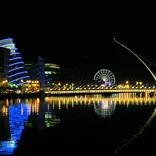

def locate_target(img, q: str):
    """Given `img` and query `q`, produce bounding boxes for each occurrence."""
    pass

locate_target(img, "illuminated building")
[25,56,60,89]
[44,63,60,88]
[8,51,30,87]
[23,80,40,92]
[0,38,30,87]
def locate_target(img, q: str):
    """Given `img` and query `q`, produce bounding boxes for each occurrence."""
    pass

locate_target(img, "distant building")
[25,56,60,89]
[44,62,60,86]
[25,61,37,80]
[37,56,45,89]
[0,38,30,87]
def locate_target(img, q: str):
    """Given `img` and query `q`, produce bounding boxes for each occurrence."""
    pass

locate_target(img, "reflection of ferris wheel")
[94,100,116,118]
[93,69,116,86]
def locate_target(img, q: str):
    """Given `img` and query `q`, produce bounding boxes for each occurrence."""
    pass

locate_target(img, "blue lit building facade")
[0,38,30,87]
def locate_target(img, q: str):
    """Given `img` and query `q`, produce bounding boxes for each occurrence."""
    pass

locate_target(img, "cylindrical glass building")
[0,38,30,87]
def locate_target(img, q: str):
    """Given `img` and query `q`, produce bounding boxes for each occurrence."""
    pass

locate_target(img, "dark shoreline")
[0,92,112,99]
[0,92,44,99]
[0,91,155,99]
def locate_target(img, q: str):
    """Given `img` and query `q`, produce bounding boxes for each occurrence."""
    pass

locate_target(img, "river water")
[0,93,156,155]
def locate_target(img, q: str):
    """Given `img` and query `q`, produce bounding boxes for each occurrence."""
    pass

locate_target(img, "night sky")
[0,2,156,79]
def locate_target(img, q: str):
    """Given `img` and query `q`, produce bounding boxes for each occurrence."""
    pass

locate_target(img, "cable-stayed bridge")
[45,38,155,96]
[44,73,155,96]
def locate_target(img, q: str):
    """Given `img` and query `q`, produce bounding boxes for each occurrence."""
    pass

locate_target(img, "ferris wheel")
[93,69,116,86]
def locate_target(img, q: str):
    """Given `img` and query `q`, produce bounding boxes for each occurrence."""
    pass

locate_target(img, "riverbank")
[0,91,45,99]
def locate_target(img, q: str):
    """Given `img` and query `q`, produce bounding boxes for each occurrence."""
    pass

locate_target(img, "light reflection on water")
[115,108,156,154]
[0,93,155,154]
[0,103,30,155]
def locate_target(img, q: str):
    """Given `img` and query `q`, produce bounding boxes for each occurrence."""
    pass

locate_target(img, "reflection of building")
[0,104,30,155]
[94,100,116,118]
[0,105,9,142]
[25,102,60,129]
[25,56,60,89]
[45,112,60,127]
[0,38,30,87]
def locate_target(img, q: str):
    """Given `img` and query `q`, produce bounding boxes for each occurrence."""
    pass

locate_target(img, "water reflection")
[0,103,30,154]
[94,99,116,118]
[0,93,155,154]
[25,102,60,130]
[115,108,156,154]
[45,112,60,128]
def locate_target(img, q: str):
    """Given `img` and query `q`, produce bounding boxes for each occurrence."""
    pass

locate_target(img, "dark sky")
[0,2,156,78]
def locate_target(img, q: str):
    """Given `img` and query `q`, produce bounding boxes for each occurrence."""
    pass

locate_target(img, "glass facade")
[0,38,30,87]
[44,63,60,88]
[25,59,60,89]
[8,51,29,86]
[37,57,60,89]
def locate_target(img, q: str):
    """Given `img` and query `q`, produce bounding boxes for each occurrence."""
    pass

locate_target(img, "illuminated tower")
[0,38,30,87]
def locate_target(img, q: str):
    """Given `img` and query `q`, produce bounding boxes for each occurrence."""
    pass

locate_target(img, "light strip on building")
[8,76,30,84]
[8,71,28,78]
[0,43,15,49]
[10,48,17,50]
[9,62,24,67]
[8,67,24,72]
[10,52,20,55]
[0,38,13,42]
[9,57,22,61]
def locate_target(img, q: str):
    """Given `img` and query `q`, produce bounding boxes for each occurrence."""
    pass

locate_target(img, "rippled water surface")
[0,93,156,155]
